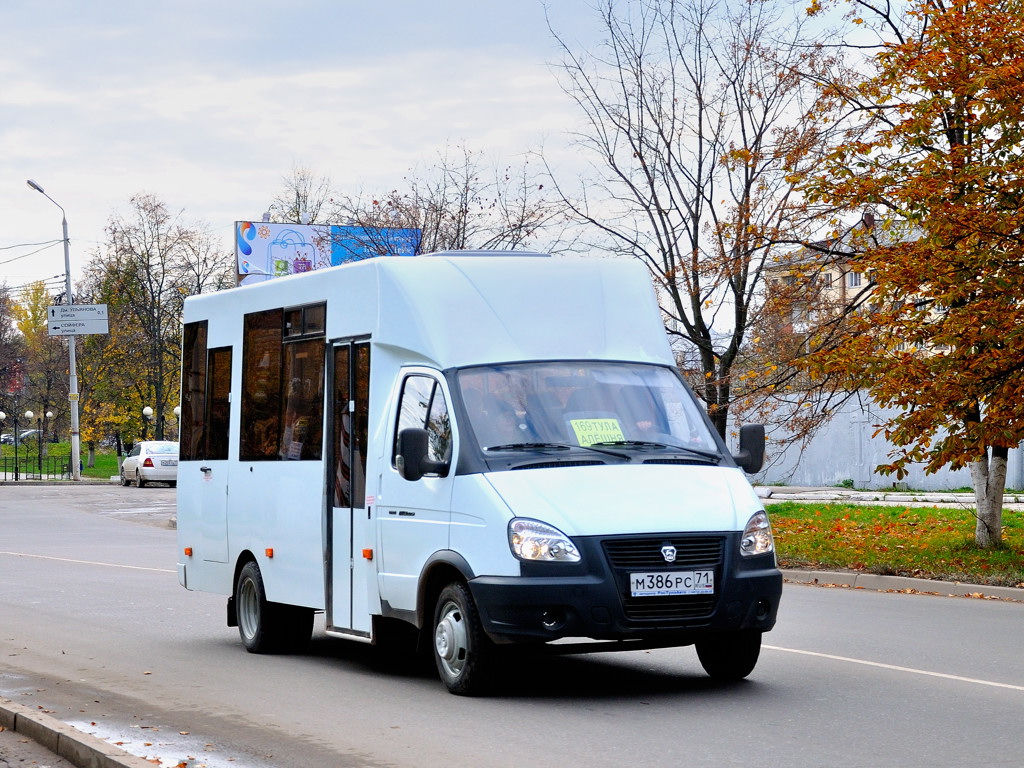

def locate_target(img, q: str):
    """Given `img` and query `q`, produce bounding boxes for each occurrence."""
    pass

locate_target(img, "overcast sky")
[1,0,599,293]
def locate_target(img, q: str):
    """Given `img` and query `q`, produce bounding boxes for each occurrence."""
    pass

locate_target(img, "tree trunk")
[969,446,1006,548]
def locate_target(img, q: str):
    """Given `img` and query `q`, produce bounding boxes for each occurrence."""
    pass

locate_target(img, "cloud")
[0,1,598,286]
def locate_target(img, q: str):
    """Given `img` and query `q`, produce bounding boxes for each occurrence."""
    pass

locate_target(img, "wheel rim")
[434,600,468,678]
[238,577,259,641]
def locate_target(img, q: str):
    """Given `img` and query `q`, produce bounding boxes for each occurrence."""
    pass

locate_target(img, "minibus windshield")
[455,362,720,457]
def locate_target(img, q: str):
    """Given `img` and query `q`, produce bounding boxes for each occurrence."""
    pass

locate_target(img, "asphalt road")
[1,485,1022,768]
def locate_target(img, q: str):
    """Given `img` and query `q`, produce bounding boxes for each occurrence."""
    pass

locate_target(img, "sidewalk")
[0,698,152,768]
[758,485,1024,510]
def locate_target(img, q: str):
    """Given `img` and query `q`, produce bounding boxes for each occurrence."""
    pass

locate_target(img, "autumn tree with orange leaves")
[801,0,1024,546]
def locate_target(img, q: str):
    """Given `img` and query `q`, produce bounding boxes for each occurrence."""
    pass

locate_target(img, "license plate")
[161,459,178,467]
[630,570,714,597]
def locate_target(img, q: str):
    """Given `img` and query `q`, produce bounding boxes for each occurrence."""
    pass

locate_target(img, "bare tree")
[268,165,339,225]
[547,0,830,438]
[336,145,567,255]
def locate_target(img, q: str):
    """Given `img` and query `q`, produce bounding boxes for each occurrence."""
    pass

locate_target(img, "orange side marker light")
[265,548,274,558]
[362,548,373,560]
[183,547,193,557]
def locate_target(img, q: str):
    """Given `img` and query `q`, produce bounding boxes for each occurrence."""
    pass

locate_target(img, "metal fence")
[0,455,71,481]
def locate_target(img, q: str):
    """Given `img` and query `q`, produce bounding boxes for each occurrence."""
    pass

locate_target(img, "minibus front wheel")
[695,630,762,681]
[432,581,494,695]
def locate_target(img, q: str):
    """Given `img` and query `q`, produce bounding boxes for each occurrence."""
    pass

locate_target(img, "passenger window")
[240,304,326,461]
[393,375,452,471]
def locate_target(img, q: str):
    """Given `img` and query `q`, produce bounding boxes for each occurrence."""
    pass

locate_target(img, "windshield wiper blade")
[589,441,721,462]
[485,442,571,452]
[485,441,630,459]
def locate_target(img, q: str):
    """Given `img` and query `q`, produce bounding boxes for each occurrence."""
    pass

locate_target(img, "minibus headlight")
[508,519,581,563]
[740,510,775,557]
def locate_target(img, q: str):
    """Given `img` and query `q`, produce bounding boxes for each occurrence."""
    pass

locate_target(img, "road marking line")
[765,645,1024,692]
[0,551,175,574]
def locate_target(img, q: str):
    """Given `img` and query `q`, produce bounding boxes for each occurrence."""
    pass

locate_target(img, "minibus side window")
[393,376,452,472]
[281,339,325,460]
[241,309,283,460]
[241,304,326,461]
[206,346,232,460]
[180,321,207,462]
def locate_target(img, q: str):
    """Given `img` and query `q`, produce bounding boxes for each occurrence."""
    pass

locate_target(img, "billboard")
[235,222,421,286]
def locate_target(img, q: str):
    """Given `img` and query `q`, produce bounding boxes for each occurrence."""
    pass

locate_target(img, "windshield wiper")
[483,444,573,450]
[589,441,721,462]
[485,441,630,459]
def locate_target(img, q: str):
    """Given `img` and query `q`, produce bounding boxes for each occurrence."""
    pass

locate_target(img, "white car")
[121,441,179,488]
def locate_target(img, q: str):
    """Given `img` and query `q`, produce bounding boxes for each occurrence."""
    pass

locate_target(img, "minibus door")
[326,340,372,635]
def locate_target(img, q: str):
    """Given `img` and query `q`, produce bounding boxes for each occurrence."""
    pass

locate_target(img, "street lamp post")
[27,179,82,481]
[0,412,8,481]
[7,412,20,481]
[25,410,36,476]
[43,411,53,461]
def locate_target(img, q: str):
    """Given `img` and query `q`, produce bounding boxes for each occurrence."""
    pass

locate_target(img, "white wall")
[740,396,1024,491]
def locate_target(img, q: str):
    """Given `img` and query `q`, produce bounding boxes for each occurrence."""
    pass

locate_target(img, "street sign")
[48,318,110,336]
[47,304,108,321]
[47,304,109,336]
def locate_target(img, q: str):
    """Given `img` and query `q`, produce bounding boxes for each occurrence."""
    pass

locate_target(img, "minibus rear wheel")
[236,560,313,654]
[432,581,493,695]
[695,630,762,681]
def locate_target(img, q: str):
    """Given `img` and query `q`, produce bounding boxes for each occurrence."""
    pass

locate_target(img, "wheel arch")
[416,551,476,630]
[226,550,259,627]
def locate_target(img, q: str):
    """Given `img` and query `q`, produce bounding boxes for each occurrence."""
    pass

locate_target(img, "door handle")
[200,466,212,474]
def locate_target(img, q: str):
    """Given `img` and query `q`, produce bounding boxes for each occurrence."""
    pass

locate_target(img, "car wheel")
[432,581,493,695]
[136,470,147,488]
[695,630,762,681]
[235,561,313,654]
[120,468,130,487]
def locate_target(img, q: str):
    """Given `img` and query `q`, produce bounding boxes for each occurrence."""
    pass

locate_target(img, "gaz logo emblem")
[661,545,677,563]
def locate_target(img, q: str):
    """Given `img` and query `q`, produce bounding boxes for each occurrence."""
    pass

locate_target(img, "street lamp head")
[143,406,154,420]
[0,412,5,422]
[25,410,34,420]
[46,411,54,419]
[26,179,45,194]
[173,406,181,418]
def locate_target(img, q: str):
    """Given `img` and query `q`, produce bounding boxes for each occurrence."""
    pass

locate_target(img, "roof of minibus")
[183,253,674,369]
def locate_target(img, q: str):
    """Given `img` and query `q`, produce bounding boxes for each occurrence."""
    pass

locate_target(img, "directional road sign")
[47,304,110,336]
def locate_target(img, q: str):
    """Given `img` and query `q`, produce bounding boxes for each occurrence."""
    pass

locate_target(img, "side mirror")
[396,428,449,481]
[733,424,765,474]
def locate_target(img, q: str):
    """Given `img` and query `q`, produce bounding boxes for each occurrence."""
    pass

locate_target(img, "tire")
[235,560,313,654]
[695,630,762,681]
[120,468,130,487]
[432,581,493,695]
[136,470,147,488]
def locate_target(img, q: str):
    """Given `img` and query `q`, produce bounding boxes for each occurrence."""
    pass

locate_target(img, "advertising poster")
[235,222,422,286]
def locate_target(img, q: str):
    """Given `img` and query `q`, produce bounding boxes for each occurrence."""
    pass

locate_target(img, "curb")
[782,569,1024,602]
[0,698,153,768]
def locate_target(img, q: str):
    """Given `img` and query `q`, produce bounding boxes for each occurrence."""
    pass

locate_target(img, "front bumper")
[468,531,781,644]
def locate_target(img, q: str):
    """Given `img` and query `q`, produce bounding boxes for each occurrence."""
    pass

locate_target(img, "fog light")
[755,599,771,620]
[541,609,566,630]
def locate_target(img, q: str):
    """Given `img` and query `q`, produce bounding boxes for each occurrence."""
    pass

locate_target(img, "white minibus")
[176,251,781,695]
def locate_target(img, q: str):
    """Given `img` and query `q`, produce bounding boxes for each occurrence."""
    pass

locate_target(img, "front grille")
[602,535,724,622]
[603,536,723,569]
[623,594,717,620]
